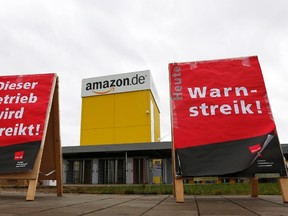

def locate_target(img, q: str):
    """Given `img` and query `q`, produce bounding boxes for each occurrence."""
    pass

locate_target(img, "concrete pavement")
[0,191,288,215]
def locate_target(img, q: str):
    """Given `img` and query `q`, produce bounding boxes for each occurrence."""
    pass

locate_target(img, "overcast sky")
[1,0,288,146]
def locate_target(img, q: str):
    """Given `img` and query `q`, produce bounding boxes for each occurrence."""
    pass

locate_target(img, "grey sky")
[1,0,288,146]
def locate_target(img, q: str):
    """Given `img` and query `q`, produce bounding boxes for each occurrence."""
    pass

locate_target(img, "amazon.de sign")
[81,70,158,101]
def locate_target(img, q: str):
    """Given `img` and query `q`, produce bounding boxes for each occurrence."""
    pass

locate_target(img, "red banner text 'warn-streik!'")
[169,56,274,149]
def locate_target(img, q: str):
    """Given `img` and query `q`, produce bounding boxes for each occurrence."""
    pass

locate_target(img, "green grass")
[3,183,280,195]
[62,184,173,195]
[60,183,281,195]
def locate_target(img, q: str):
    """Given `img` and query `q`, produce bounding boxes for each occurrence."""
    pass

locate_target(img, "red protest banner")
[170,56,274,148]
[0,73,55,173]
[169,56,287,177]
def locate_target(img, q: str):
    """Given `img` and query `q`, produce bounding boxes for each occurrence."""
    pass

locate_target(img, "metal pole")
[125,151,128,184]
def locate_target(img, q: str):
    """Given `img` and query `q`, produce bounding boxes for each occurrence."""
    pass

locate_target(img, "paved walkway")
[0,191,288,215]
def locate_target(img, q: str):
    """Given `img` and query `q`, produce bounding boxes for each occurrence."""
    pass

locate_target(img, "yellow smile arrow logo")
[92,87,115,95]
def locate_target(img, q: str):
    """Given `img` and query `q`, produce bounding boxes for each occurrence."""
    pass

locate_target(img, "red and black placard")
[169,56,287,177]
[0,74,55,173]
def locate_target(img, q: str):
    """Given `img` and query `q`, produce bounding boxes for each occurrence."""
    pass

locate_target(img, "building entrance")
[133,158,146,184]
[66,160,92,184]
[98,159,126,184]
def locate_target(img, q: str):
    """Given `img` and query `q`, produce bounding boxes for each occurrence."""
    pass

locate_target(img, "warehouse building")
[62,70,172,184]
[62,142,172,184]
[62,143,288,184]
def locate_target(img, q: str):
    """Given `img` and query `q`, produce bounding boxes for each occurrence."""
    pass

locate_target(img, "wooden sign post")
[250,177,288,202]
[169,56,288,203]
[0,74,62,201]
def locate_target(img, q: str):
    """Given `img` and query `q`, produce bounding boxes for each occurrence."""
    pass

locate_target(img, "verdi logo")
[85,73,146,95]
[14,151,24,160]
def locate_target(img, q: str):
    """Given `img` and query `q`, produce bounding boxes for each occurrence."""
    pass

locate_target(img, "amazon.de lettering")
[85,73,146,91]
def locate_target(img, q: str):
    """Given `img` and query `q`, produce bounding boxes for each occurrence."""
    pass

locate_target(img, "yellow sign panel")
[80,71,160,146]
